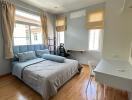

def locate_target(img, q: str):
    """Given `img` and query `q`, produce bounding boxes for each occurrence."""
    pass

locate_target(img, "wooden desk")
[67,49,85,53]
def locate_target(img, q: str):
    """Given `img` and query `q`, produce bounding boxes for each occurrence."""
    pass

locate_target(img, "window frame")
[56,31,65,46]
[88,29,103,52]
[13,10,42,46]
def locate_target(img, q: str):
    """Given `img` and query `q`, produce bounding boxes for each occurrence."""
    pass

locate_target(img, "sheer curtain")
[40,12,48,46]
[0,0,16,59]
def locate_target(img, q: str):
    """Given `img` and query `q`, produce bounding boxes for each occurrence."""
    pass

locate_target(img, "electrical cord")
[86,75,94,100]
[86,65,95,100]
[68,51,95,100]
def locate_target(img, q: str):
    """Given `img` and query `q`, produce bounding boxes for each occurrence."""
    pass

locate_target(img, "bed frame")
[13,44,48,60]
[13,44,48,54]
[12,44,79,100]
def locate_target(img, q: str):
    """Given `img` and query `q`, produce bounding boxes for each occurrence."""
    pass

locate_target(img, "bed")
[12,45,79,100]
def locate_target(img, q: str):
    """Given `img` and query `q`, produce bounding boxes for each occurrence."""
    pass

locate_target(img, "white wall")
[103,0,132,61]
[69,51,102,65]
[64,3,105,65]
[65,15,88,50]
[65,0,132,65]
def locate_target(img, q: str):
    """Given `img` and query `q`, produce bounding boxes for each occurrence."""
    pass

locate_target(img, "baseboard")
[0,73,11,78]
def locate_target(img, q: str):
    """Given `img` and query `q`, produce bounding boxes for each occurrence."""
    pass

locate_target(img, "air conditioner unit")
[70,10,86,19]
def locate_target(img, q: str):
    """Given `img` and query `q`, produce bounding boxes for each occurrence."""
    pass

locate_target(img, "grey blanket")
[12,58,79,100]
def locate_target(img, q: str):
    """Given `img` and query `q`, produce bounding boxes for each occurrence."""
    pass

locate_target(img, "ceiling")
[20,0,106,14]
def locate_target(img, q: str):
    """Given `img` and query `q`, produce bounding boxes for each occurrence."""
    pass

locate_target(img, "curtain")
[86,10,104,29]
[56,16,66,32]
[40,12,48,46]
[0,0,16,59]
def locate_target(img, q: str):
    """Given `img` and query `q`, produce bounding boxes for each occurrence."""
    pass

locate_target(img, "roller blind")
[87,10,104,29]
[56,16,66,32]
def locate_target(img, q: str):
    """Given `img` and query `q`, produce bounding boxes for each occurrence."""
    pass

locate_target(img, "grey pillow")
[36,49,50,58]
[42,54,65,63]
[17,51,37,62]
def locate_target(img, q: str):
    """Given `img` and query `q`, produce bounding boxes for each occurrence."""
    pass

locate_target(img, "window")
[34,33,38,40]
[13,23,30,46]
[13,10,42,46]
[30,26,42,45]
[57,31,64,46]
[88,29,102,51]
[55,16,66,46]
[87,10,104,51]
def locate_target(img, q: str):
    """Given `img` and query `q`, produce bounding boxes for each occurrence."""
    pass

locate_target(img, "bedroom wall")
[64,0,132,64]
[63,3,105,64]
[0,0,55,75]
[103,0,132,61]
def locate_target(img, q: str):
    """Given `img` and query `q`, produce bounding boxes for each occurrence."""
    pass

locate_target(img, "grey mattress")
[12,58,79,100]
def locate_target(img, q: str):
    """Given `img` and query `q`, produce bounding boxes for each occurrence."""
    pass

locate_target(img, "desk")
[94,59,132,99]
[67,49,85,53]
[94,59,132,92]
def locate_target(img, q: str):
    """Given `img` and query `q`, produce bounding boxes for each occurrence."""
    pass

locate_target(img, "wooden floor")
[0,66,128,100]
[0,65,96,100]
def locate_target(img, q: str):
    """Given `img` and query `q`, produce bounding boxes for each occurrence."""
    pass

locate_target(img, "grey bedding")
[12,58,79,100]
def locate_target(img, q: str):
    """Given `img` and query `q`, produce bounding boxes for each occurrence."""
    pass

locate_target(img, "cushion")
[42,54,65,63]
[36,49,50,58]
[17,51,37,62]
